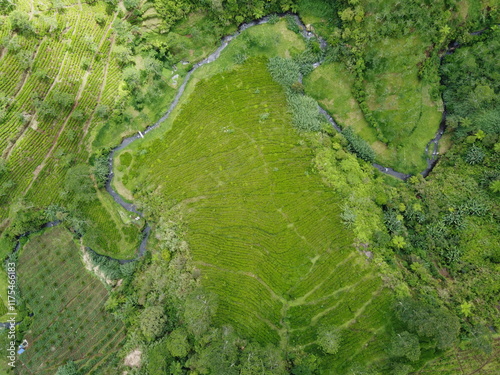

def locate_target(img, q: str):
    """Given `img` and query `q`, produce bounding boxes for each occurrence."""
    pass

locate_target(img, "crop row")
[17,227,125,372]
[1,14,119,216]
[124,60,378,346]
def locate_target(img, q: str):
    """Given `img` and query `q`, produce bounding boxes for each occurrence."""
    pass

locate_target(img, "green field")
[303,62,385,155]
[119,58,392,372]
[16,226,125,374]
[363,36,443,173]
[299,0,446,175]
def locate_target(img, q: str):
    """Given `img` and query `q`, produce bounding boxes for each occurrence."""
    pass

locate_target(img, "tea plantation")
[0,0,497,373]
[120,59,392,372]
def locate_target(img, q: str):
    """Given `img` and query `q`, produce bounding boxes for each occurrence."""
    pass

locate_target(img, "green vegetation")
[16,227,125,374]
[415,339,500,374]
[0,0,142,257]
[0,0,498,373]
[117,58,393,373]
[300,0,498,174]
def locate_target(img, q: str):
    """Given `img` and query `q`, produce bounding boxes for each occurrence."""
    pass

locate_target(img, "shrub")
[268,14,279,25]
[95,104,109,119]
[268,57,300,88]
[87,249,122,279]
[93,155,109,187]
[140,306,167,342]
[95,13,106,26]
[233,52,247,65]
[9,11,32,34]
[490,179,500,193]
[464,145,485,165]
[56,361,78,375]
[341,127,375,162]
[287,93,322,131]
[81,58,91,71]
[317,327,342,354]
[387,331,420,361]
[285,14,299,33]
[52,90,74,110]
[392,363,413,375]
[166,328,190,358]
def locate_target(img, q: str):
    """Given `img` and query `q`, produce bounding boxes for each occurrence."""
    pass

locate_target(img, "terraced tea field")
[17,226,125,374]
[120,59,392,372]
[0,0,141,257]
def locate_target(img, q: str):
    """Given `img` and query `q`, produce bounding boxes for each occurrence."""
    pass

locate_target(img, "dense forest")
[0,0,498,374]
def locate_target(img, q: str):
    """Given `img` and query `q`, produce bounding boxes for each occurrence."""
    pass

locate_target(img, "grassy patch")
[16,226,125,373]
[120,59,391,371]
[364,36,443,173]
[305,52,443,174]
[80,189,144,259]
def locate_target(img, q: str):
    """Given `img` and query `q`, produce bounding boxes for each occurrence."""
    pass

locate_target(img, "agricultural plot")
[120,59,392,372]
[304,62,385,156]
[298,0,444,175]
[0,2,141,257]
[16,226,125,374]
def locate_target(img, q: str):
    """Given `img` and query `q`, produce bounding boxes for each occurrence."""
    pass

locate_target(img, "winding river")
[7,14,458,270]
[105,13,448,258]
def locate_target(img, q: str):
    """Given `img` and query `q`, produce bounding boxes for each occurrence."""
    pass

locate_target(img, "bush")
[93,155,109,187]
[95,104,109,119]
[56,361,78,375]
[268,57,300,88]
[341,127,375,162]
[317,327,342,354]
[95,13,107,26]
[268,14,279,25]
[87,249,122,279]
[9,11,32,34]
[140,306,167,342]
[285,14,299,33]
[287,93,322,132]
[166,328,190,358]
[388,331,420,361]
[464,145,485,165]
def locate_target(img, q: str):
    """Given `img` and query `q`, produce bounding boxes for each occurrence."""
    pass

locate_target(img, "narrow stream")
[102,13,456,260]
[7,14,460,268]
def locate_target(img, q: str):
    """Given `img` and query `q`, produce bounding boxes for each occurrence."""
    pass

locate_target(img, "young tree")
[140,305,167,342]
[9,11,32,34]
[64,164,95,203]
[166,328,190,358]
[184,288,218,339]
[317,327,342,355]
[55,361,78,375]
[387,331,420,361]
